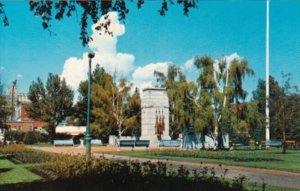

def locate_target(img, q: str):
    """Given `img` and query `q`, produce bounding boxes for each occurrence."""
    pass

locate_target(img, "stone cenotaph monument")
[140,88,171,147]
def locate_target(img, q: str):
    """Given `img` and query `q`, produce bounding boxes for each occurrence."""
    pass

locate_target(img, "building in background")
[5,84,47,132]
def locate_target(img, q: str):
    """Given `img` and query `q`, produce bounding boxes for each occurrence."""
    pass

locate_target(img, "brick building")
[5,85,47,132]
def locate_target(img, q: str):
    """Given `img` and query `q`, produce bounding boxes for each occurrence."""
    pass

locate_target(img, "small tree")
[26,74,74,142]
[275,73,299,154]
[0,79,12,144]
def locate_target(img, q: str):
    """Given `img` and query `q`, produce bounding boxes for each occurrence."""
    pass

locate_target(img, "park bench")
[91,139,103,146]
[286,140,296,148]
[159,140,180,147]
[266,140,282,148]
[119,140,150,148]
[119,140,135,148]
[53,139,74,146]
[134,140,150,148]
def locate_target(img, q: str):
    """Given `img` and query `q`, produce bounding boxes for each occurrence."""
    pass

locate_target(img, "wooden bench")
[54,139,74,146]
[159,140,180,147]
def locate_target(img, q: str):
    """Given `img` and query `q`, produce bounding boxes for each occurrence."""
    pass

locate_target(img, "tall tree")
[193,56,219,143]
[252,76,283,139]
[193,55,254,147]
[74,65,141,141]
[157,65,197,138]
[0,79,11,132]
[26,74,74,141]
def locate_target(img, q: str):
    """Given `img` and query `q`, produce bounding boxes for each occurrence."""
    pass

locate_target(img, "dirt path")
[29,146,300,189]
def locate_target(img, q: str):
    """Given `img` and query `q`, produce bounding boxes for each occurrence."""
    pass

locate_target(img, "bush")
[0,145,263,191]
[30,154,252,191]
[0,144,52,163]
[6,130,25,143]
[0,144,33,155]
[149,150,282,162]
[23,131,38,144]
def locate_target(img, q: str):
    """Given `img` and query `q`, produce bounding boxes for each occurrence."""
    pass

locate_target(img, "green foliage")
[162,65,197,138]
[0,144,34,155]
[73,65,141,141]
[23,131,38,145]
[252,76,282,139]
[0,79,12,128]
[193,55,254,143]
[26,73,74,141]
[118,149,300,173]
[6,131,48,144]
[148,150,281,162]
[6,131,25,143]
[252,74,300,146]
[31,154,249,191]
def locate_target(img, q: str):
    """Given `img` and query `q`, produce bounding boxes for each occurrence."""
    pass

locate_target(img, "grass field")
[111,148,300,173]
[0,158,42,185]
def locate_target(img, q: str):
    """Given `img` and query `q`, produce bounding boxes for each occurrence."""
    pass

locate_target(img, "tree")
[111,77,141,136]
[155,65,197,138]
[194,56,218,135]
[0,79,11,142]
[193,55,254,148]
[245,101,264,143]
[275,73,299,153]
[252,76,284,139]
[73,65,141,141]
[1,1,198,46]
[26,73,74,142]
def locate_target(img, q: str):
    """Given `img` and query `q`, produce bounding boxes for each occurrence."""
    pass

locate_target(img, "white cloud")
[224,52,241,69]
[183,58,195,70]
[61,12,135,101]
[213,52,241,74]
[181,58,197,81]
[17,74,23,78]
[131,62,170,92]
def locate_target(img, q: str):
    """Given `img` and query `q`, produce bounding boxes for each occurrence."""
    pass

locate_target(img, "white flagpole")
[266,0,270,142]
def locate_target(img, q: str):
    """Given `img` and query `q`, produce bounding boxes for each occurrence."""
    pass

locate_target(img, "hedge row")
[149,150,282,162]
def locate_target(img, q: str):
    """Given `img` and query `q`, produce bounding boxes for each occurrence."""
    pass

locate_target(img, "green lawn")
[111,148,300,173]
[0,159,42,185]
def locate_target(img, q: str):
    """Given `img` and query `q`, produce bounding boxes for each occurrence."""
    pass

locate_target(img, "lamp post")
[85,52,95,161]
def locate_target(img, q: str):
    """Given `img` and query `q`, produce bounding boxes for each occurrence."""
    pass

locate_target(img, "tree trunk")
[49,124,56,143]
[282,128,286,154]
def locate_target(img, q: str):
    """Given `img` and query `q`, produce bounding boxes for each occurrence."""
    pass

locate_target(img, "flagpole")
[266,0,270,142]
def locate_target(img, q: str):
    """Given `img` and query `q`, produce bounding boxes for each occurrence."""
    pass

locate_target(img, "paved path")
[29,146,300,189]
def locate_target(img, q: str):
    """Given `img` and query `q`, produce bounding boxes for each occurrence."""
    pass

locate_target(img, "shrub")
[31,154,252,191]
[149,150,282,162]
[6,130,25,143]
[0,144,33,155]
[23,131,38,144]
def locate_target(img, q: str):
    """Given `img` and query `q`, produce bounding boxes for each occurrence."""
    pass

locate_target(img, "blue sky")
[0,1,299,101]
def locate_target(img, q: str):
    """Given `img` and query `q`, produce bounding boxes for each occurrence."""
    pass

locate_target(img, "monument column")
[140,88,171,147]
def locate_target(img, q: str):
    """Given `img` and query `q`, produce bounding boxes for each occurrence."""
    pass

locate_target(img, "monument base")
[140,134,171,148]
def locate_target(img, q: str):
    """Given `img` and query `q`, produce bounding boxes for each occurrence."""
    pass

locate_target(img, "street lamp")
[85,52,95,161]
